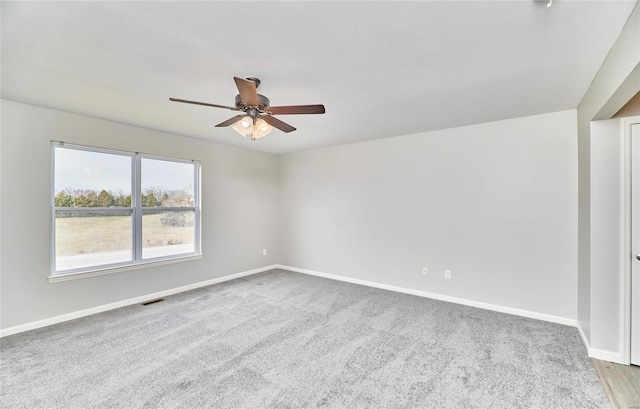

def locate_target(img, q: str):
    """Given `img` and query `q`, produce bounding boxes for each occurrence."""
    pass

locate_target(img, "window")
[51,142,200,278]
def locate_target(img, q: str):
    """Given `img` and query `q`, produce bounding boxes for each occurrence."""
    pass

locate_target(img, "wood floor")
[592,359,640,408]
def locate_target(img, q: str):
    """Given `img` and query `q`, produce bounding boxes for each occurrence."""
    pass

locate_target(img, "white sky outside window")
[54,147,131,195]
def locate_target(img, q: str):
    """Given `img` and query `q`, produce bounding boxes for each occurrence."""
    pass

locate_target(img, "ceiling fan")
[170,77,325,140]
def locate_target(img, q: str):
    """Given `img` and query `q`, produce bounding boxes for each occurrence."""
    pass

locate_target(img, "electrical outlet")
[263,249,267,256]
[422,267,428,276]
[445,270,451,279]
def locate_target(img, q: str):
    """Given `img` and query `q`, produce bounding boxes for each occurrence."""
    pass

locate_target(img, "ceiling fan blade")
[263,115,297,133]
[234,77,259,106]
[268,105,326,115]
[170,98,239,111]
[215,115,245,127]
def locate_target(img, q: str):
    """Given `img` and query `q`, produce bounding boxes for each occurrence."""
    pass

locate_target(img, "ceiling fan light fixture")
[232,116,254,137]
[240,116,253,129]
[253,118,272,139]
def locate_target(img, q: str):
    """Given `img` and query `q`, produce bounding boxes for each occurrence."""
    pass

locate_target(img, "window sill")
[48,254,203,283]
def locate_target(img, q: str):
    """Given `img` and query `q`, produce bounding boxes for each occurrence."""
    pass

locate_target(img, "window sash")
[141,209,197,260]
[51,142,201,278]
[53,208,134,273]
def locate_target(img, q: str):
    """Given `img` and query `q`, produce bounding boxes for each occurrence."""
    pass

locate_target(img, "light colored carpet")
[1,269,609,408]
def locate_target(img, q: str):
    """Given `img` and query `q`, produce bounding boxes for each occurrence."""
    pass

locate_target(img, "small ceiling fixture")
[170,77,325,141]
[232,116,272,140]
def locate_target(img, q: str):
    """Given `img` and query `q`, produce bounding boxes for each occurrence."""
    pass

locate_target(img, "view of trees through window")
[54,189,131,208]
[54,187,193,209]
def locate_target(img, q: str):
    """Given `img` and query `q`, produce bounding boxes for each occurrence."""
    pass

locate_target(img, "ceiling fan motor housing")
[235,94,270,110]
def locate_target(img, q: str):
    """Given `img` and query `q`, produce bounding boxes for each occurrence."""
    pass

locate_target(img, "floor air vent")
[142,298,165,306]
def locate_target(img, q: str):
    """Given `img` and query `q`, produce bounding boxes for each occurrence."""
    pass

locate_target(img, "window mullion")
[133,153,142,261]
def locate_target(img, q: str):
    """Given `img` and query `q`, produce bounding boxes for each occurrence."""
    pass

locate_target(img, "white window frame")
[50,142,202,282]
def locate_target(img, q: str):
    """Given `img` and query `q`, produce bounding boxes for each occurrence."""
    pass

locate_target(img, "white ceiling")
[1,1,637,154]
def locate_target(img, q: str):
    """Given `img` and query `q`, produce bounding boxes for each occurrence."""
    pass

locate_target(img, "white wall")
[0,100,279,330]
[279,110,578,321]
[577,1,640,351]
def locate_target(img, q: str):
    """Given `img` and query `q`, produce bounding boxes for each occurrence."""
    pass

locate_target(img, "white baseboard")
[1,264,592,344]
[0,264,277,338]
[588,347,625,364]
[276,264,577,327]
[577,322,590,353]
[577,322,627,364]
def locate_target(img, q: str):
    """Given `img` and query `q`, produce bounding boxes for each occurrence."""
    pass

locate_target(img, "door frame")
[622,116,640,365]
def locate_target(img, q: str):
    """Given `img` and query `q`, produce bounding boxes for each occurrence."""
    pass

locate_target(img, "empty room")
[1,1,640,408]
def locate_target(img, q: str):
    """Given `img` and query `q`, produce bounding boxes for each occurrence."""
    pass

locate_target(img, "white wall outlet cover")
[445,270,451,279]
[263,249,267,256]
[422,267,428,275]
